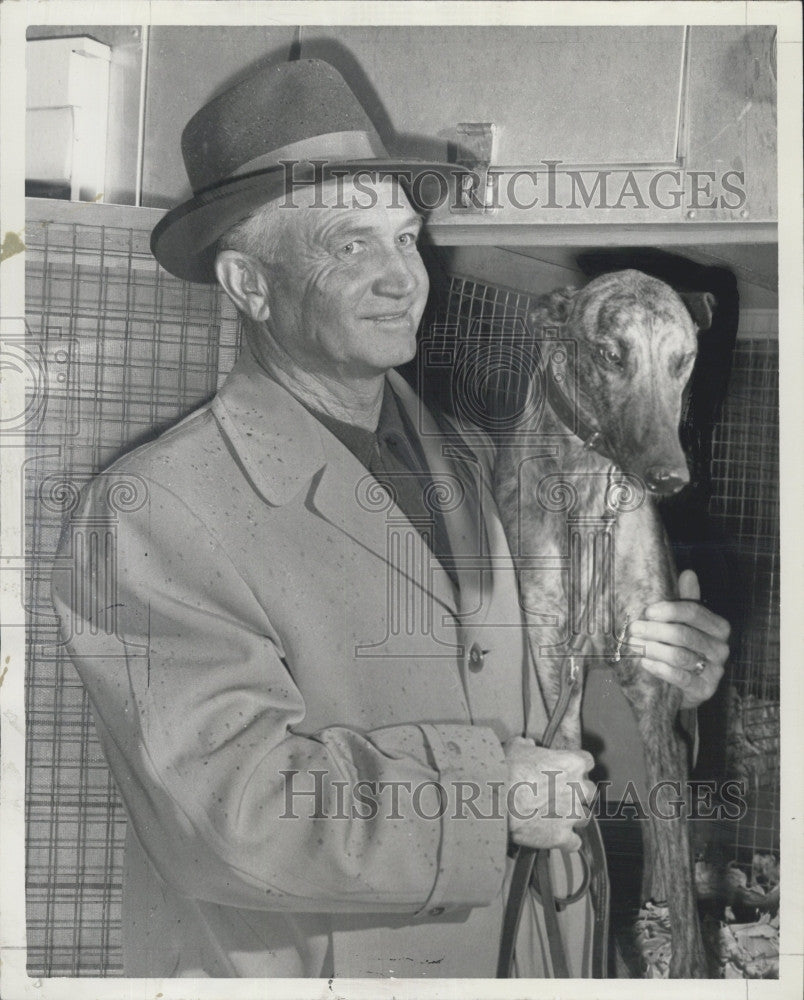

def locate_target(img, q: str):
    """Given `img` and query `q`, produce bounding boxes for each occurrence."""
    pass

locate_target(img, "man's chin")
[342,324,420,377]
[370,336,418,372]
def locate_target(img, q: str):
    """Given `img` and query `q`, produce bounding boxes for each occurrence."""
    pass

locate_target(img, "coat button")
[468,642,486,672]
[428,906,445,916]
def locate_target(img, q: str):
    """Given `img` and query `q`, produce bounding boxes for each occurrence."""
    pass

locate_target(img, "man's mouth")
[366,310,411,322]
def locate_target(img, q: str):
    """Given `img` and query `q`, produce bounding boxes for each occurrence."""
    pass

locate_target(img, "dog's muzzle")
[644,466,689,496]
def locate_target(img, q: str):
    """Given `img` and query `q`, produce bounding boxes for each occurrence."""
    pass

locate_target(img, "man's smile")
[365,309,414,322]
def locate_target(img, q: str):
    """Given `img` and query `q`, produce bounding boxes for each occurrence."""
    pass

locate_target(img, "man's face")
[260,177,430,380]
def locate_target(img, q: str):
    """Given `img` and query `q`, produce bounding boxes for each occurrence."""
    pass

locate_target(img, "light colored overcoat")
[52,347,593,978]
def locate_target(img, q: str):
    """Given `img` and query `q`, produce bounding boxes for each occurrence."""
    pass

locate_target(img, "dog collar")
[544,356,609,456]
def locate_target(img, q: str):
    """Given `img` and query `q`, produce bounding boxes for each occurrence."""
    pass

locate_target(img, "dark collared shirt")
[303,384,459,593]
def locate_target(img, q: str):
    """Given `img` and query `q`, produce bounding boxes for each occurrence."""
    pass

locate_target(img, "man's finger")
[628,620,729,666]
[636,639,710,673]
[639,656,699,691]
[678,568,701,602]
[573,785,596,827]
[530,745,594,775]
[639,656,721,708]
[551,749,594,775]
[644,599,731,641]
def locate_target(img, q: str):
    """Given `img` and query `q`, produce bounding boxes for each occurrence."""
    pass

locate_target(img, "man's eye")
[397,232,418,248]
[596,345,623,368]
[340,241,364,256]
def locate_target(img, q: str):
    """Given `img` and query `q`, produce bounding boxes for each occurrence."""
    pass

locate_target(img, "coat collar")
[211,349,490,621]
[211,347,328,507]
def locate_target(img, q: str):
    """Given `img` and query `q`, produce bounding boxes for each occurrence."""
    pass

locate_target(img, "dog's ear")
[528,287,577,335]
[679,291,717,331]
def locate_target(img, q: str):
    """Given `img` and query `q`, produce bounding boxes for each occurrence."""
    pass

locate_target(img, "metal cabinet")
[684,26,777,223]
[24,24,777,230]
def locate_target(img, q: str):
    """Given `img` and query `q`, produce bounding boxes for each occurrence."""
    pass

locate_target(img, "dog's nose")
[645,467,689,496]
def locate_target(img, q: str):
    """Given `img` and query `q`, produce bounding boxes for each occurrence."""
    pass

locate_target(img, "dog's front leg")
[608,498,707,977]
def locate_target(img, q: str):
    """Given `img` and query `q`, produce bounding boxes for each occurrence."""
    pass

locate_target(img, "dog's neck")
[543,352,609,458]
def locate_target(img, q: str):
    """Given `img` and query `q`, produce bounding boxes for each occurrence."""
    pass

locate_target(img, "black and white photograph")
[0,2,801,997]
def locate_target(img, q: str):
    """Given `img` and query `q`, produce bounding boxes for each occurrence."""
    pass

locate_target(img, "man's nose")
[372,249,421,298]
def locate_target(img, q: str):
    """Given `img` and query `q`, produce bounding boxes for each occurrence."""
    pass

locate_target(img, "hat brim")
[151,159,471,284]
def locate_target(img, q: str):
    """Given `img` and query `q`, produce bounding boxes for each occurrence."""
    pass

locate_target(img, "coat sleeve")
[51,472,510,916]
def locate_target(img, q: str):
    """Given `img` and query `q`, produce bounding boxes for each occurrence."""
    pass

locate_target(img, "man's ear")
[215,250,271,322]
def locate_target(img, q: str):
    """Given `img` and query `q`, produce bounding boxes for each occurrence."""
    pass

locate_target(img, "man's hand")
[504,737,595,852]
[628,569,730,709]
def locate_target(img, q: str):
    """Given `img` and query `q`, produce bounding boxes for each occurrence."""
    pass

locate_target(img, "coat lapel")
[210,347,326,507]
[211,351,460,617]
[388,372,492,627]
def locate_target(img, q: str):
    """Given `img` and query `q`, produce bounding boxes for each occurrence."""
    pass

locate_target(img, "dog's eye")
[596,345,623,368]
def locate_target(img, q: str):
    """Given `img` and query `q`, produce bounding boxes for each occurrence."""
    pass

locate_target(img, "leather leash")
[497,462,617,978]
[497,651,609,978]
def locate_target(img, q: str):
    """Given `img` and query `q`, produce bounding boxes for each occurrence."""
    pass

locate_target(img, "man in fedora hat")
[52,58,729,979]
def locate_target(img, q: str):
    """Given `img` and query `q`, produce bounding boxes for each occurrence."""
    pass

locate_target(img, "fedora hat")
[151,59,466,283]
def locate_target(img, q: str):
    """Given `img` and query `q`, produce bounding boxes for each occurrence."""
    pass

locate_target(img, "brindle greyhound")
[493,269,715,978]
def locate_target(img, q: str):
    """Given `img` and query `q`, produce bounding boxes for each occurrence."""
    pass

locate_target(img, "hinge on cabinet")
[449,122,497,212]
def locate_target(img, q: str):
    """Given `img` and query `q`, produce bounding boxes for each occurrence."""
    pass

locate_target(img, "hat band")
[227,130,388,182]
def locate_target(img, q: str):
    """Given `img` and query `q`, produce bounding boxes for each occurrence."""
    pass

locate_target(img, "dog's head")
[536,270,712,496]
